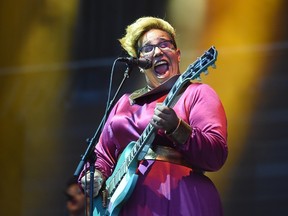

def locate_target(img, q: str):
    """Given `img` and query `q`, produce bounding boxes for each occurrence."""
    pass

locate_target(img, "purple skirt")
[119,160,223,216]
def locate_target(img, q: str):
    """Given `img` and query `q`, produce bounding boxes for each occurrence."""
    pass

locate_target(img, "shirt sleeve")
[172,83,228,172]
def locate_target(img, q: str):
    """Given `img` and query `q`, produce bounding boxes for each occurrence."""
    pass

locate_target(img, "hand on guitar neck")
[150,103,179,134]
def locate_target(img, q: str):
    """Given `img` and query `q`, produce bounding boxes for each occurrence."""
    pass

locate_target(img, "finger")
[81,184,90,193]
[155,104,170,113]
[155,108,172,121]
[150,119,159,129]
[82,179,102,190]
[81,181,88,189]
[95,176,103,184]
[152,115,162,125]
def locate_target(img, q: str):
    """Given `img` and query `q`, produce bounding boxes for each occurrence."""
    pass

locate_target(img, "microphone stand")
[74,63,133,216]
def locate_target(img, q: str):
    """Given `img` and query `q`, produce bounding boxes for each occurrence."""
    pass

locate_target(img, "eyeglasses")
[138,40,175,56]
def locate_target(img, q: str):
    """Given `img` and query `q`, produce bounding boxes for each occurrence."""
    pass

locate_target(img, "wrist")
[165,118,192,145]
[165,118,181,135]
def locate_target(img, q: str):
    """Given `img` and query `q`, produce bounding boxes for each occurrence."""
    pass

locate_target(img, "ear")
[176,49,181,62]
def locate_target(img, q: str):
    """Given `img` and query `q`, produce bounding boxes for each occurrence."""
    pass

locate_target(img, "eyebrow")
[142,38,171,46]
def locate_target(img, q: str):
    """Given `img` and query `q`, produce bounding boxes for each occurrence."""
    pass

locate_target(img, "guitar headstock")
[182,46,218,82]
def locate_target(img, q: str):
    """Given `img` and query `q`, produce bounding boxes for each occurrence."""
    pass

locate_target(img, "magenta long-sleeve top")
[86,81,228,216]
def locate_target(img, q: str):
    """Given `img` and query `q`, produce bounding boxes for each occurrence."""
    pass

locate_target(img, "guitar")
[93,46,218,216]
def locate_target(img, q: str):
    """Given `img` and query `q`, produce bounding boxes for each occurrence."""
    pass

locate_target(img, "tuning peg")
[204,70,209,75]
[211,64,216,69]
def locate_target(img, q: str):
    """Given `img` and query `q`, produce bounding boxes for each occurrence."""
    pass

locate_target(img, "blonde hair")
[119,17,177,57]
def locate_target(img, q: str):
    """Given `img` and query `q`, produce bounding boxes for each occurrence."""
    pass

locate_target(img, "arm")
[151,83,228,171]
[173,83,228,171]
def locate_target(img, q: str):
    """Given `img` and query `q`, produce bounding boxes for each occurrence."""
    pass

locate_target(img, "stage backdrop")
[0,0,287,215]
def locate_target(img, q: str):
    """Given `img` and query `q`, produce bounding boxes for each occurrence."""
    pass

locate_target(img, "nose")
[153,46,163,56]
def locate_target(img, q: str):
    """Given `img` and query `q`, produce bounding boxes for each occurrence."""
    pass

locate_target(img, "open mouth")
[154,60,169,76]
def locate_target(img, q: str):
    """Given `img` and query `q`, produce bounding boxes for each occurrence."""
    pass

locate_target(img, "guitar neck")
[106,75,189,195]
[135,74,190,159]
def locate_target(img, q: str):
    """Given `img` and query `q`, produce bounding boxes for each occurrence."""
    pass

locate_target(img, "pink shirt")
[85,82,227,216]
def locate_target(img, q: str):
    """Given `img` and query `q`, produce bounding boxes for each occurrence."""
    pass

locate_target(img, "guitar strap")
[168,81,190,107]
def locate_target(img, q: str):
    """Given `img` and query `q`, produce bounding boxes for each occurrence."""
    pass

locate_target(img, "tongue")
[155,64,168,75]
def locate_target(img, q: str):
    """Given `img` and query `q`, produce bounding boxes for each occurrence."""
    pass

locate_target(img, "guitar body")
[93,195,106,216]
[93,141,139,216]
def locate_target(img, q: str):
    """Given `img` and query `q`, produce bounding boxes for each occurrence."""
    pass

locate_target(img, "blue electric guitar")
[93,46,218,216]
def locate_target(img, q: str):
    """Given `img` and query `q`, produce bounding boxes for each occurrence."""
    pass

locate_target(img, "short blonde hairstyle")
[119,17,177,57]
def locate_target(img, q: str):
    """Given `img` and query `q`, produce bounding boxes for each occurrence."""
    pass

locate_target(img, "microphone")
[117,57,152,69]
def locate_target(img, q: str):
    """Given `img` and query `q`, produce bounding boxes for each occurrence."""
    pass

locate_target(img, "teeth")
[154,60,167,67]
